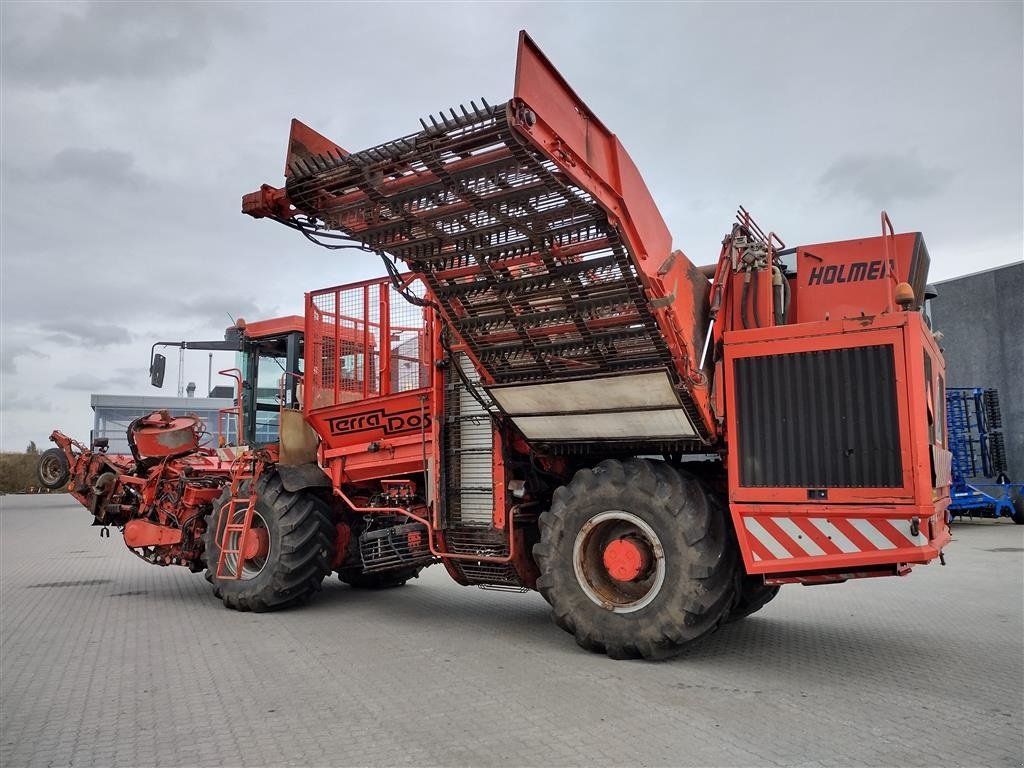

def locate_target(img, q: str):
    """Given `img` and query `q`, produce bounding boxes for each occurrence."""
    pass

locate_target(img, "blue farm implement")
[945,387,1023,523]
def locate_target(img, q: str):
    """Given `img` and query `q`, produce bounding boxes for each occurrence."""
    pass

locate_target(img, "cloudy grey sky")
[1,1,1021,451]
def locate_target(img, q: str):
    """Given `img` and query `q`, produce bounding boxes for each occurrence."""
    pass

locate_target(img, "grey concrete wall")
[931,262,1024,482]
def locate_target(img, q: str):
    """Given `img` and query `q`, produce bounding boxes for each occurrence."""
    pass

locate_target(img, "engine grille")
[734,344,903,488]
[359,522,433,573]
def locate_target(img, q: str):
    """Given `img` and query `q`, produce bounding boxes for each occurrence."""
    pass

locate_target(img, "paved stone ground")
[1,495,1021,768]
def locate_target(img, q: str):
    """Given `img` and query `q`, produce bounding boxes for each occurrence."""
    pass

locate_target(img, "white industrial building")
[90,393,235,455]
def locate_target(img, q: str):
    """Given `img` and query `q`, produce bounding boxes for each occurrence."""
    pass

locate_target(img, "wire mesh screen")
[307,278,430,410]
[389,280,429,393]
[363,281,381,400]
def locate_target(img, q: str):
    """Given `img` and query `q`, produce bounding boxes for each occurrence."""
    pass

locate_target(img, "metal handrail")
[217,368,244,446]
[880,210,898,313]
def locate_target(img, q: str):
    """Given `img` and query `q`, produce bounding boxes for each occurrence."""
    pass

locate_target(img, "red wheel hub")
[243,528,270,560]
[602,537,650,582]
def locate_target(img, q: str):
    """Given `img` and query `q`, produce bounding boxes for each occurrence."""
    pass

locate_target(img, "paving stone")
[1,496,1021,767]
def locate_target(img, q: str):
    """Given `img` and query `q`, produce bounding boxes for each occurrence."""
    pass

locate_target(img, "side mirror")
[150,353,166,388]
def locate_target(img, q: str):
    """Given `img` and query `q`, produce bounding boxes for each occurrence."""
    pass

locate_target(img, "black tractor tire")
[723,576,781,623]
[1011,494,1024,525]
[338,567,422,589]
[204,472,335,612]
[37,448,70,490]
[533,458,737,660]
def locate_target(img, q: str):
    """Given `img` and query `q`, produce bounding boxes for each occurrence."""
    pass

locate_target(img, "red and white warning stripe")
[743,516,928,562]
[215,445,250,463]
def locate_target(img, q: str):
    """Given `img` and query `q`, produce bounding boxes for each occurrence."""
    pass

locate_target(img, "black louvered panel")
[736,345,902,488]
[908,233,930,309]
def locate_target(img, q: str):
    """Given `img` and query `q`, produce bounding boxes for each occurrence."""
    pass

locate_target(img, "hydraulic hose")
[125,416,145,468]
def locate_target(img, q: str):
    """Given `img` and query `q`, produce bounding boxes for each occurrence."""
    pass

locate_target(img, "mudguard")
[277,462,332,493]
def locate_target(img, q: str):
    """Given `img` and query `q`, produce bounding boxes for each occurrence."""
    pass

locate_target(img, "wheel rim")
[572,510,666,613]
[222,510,270,579]
[39,455,64,486]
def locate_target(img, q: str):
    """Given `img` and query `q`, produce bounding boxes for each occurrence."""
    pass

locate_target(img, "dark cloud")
[39,320,134,348]
[171,296,281,331]
[51,367,147,392]
[2,146,149,188]
[0,394,54,413]
[0,2,245,90]
[818,153,955,209]
[44,147,149,187]
[54,373,116,392]
[40,333,78,347]
[1,344,48,375]
[107,367,149,390]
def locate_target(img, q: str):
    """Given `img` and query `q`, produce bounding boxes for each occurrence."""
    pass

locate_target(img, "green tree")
[25,441,38,454]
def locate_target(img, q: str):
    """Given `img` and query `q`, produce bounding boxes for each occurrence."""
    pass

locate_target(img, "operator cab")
[234,316,304,446]
[148,316,305,448]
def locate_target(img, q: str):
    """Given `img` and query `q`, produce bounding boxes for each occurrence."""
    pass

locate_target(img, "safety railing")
[305,276,431,412]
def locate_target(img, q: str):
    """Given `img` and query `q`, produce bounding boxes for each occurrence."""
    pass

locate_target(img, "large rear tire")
[1012,493,1024,525]
[533,459,737,660]
[204,472,335,612]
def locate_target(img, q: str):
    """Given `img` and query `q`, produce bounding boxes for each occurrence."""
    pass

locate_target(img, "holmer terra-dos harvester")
[43,32,952,658]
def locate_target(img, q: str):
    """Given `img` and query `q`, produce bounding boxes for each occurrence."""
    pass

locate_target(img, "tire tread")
[204,473,334,612]
[533,458,736,660]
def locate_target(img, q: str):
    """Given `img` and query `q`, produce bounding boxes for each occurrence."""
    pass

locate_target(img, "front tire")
[37,448,70,490]
[204,472,335,611]
[533,459,737,660]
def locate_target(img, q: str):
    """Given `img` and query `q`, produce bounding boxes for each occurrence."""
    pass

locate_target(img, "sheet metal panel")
[512,409,696,441]
[487,370,680,415]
